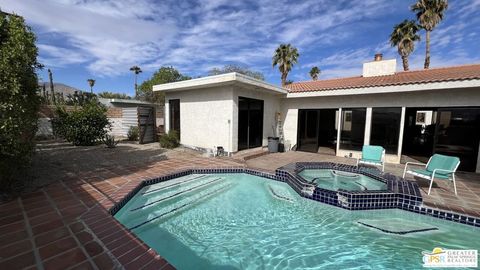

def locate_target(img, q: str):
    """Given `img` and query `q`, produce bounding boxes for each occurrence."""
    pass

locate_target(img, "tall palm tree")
[411,0,448,69]
[390,20,421,71]
[272,44,299,86]
[309,66,320,80]
[130,65,142,95]
[87,79,95,93]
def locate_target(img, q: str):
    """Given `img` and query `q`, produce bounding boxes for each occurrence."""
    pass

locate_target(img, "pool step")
[129,182,233,230]
[141,174,208,195]
[268,184,295,202]
[130,177,224,211]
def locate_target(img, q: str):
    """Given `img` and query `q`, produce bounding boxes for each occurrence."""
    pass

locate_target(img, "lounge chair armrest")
[404,161,426,168]
[403,161,427,178]
[432,168,456,178]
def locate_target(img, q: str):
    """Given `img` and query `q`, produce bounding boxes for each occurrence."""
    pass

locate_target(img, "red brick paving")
[0,154,242,269]
[2,147,479,269]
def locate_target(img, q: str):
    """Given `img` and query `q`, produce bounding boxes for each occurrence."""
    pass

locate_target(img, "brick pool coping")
[1,162,479,269]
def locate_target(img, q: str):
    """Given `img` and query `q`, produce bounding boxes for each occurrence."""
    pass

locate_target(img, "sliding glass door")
[238,97,264,151]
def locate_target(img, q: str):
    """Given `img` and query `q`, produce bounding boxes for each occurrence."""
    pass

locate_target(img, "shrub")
[0,12,41,191]
[52,101,111,146]
[159,130,179,149]
[103,134,120,148]
[127,126,139,141]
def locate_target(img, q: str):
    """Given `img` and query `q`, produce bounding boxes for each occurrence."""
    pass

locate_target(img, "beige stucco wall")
[165,86,235,152]
[164,85,282,153]
[282,87,480,165]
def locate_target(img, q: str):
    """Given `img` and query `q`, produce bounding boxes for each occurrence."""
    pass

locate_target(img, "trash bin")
[267,137,279,153]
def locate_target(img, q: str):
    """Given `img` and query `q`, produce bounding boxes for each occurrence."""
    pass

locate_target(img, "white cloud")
[0,0,477,82]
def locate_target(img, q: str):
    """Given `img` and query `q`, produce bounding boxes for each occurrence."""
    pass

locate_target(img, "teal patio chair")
[402,154,460,195]
[356,145,385,172]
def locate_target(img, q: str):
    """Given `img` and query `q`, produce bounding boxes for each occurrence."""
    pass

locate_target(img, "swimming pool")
[114,173,479,269]
[298,168,387,191]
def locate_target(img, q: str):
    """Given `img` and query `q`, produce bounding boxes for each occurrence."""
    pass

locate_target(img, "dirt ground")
[22,139,208,193]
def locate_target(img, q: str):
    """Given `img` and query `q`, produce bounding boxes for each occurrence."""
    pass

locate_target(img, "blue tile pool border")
[109,165,480,228]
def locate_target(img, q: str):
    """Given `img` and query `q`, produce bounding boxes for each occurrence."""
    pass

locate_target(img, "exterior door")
[434,108,480,171]
[238,97,264,151]
[297,109,319,152]
[169,99,180,137]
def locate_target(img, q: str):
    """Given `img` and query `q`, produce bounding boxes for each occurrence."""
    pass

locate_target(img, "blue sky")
[1,0,479,96]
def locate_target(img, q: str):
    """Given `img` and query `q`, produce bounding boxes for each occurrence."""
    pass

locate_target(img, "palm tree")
[390,20,421,71]
[129,65,142,95]
[87,79,95,93]
[309,66,320,80]
[411,0,448,69]
[272,44,299,86]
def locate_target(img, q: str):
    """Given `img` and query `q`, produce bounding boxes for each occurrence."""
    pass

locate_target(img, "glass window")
[370,108,402,154]
[340,108,366,151]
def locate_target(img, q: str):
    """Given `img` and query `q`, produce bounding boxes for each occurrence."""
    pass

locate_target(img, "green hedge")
[159,130,179,149]
[0,12,41,191]
[52,101,111,146]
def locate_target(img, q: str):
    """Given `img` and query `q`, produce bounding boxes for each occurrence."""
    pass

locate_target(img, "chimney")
[363,53,396,77]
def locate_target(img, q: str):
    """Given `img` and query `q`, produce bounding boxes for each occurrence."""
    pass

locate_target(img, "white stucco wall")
[282,87,480,164]
[165,86,235,152]
[164,85,282,153]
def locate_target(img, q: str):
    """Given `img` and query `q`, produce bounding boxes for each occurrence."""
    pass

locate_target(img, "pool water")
[298,169,387,191]
[114,173,479,269]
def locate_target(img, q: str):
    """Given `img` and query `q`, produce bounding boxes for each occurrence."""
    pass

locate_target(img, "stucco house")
[153,56,480,173]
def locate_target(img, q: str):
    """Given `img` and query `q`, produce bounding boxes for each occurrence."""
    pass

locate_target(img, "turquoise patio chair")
[356,145,385,172]
[402,154,460,195]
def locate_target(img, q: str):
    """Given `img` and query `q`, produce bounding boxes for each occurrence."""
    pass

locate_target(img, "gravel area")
[22,139,207,193]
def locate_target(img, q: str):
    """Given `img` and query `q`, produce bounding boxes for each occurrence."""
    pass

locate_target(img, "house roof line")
[153,72,288,94]
[286,63,480,93]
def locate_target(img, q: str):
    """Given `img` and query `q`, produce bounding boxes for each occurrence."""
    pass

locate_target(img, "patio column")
[364,107,372,145]
[336,108,342,154]
[164,101,170,133]
[396,107,406,163]
[476,142,480,173]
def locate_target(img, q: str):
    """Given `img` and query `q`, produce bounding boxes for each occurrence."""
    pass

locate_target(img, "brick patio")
[0,142,242,270]
[1,143,479,269]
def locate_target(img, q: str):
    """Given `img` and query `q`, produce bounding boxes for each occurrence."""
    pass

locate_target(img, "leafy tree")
[137,66,191,103]
[390,20,421,71]
[309,66,320,80]
[208,64,265,80]
[0,11,41,190]
[130,65,142,95]
[411,0,448,69]
[272,44,299,86]
[97,91,132,99]
[87,78,95,93]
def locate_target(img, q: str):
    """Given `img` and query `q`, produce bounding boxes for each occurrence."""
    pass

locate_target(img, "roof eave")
[153,72,288,95]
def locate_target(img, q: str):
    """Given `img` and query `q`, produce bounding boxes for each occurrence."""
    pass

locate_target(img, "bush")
[0,12,41,191]
[52,101,111,146]
[159,130,179,149]
[103,134,120,148]
[127,126,139,141]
